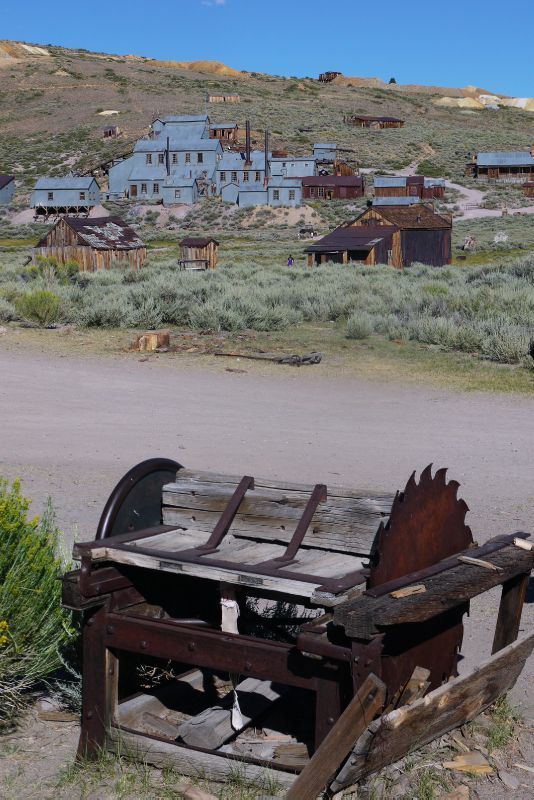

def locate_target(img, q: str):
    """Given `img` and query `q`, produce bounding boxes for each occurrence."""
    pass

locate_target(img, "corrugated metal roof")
[157,115,209,124]
[0,175,15,190]
[302,176,363,187]
[353,115,404,122]
[374,176,407,187]
[210,122,238,130]
[373,196,422,206]
[477,151,534,167]
[135,138,221,152]
[304,224,396,253]
[34,176,98,190]
[59,217,144,250]
[424,178,446,187]
[314,143,337,149]
[128,167,167,180]
[268,177,303,188]
[219,151,265,170]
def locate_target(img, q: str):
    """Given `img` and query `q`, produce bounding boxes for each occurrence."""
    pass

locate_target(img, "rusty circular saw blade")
[368,464,473,588]
[368,465,473,697]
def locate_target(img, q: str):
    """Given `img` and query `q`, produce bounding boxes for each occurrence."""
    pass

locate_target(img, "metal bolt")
[188,642,196,652]
[86,710,93,719]
[106,625,115,635]
[86,618,94,627]
[140,640,148,650]
[327,716,335,725]
[244,661,252,670]
[353,656,360,663]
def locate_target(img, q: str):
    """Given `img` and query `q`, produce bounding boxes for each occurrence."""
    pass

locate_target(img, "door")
[130,185,138,198]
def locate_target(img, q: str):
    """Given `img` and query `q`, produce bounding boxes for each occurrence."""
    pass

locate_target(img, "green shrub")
[346,311,373,339]
[0,296,16,322]
[16,289,61,327]
[0,479,75,727]
[25,256,79,285]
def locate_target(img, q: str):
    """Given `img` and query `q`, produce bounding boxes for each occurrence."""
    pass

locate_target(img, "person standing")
[287,255,294,267]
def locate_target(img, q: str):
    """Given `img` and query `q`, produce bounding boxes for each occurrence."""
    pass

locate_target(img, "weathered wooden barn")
[302,175,364,200]
[103,125,121,139]
[346,115,404,129]
[179,237,219,270]
[0,175,15,205]
[475,150,534,182]
[305,204,451,268]
[31,177,101,217]
[209,123,239,143]
[374,175,445,199]
[34,217,147,272]
[208,94,240,103]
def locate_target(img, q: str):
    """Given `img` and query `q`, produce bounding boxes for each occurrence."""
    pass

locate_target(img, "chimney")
[264,130,269,186]
[166,136,170,176]
[245,120,251,166]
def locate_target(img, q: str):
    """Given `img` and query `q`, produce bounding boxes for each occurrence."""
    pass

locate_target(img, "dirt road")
[1,346,533,705]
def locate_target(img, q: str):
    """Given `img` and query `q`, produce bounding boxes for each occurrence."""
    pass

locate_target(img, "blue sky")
[2,0,533,96]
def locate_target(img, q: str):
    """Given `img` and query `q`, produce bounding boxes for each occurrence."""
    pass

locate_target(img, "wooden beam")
[334,541,533,639]
[492,572,530,654]
[331,632,534,792]
[284,674,386,800]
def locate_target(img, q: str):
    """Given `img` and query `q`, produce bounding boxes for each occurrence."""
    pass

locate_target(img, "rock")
[36,696,62,714]
[441,786,469,800]
[498,771,520,790]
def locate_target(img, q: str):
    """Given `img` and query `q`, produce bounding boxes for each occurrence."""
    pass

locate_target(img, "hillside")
[0,40,533,194]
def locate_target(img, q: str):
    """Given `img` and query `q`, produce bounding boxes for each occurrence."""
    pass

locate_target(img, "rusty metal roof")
[64,217,145,250]
[369,205,451,229]
[181,237,219,247]
[302,176,363,187]
[352,115,404,123]
[0,175,14,190]
[304,225,395,253]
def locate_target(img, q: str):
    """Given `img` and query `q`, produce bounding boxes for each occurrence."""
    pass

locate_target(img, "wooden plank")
[331,632,534,791]
[492,572,530,654]
[162,506,380,555]
[107,727,297,789]
[285,674,386,800]
[334,541,534,639]
[177,678,285,749]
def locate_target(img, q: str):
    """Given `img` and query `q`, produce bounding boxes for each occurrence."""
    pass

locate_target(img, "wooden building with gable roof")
[179,237,219,270]
[305,204,451,268]
[34,216,147,272]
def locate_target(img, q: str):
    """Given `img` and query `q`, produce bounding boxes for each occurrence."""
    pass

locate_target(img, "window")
[197,153,203,164]
[289,190,295,201]
[231,171,238,182]
[273,190,280,200]
[79,192,86,201]
[219,171,226,183]
[174,189,181,199]
[255,171,261,182]
[158,153,165,164]
[318,187,325,198]
[243,170,249,182]
[47,191,54,201]
[309,188,315,198]
[141,183,147,194]
[172,153,178,164]
[146,154,152,164]
[153,183,160,194]
[185,153,191,163]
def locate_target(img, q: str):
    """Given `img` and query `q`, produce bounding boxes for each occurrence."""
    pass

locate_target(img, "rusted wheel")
[96,458,182,539]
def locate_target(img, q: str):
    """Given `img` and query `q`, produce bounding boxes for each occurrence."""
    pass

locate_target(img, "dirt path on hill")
[1,346,533,797]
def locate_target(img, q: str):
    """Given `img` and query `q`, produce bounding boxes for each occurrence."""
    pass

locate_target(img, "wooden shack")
[103,125,121,139]
[302,175,364,200]
[33,216,147,272]
[179,237,219,270]
[319,71,341,83]
[523,182,534,198]
[374,176,445,200]
[475,150,534,182]
[305,204,451,268]
[346,115,404,129]
[209,123,239,143]
[208,94,240,104]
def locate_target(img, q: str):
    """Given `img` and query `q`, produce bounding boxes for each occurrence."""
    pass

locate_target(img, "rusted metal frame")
[75,524,178,556]
[267,483,328,566]
[365,533,527,598]
[198,475,255,552]
[103,611,346,690]
[79,560,134,599]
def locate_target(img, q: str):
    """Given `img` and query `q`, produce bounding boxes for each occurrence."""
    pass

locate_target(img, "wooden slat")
[285,674,386,800]
[334,540,534,639]
[331,632,534,791]
[107,727,297,789]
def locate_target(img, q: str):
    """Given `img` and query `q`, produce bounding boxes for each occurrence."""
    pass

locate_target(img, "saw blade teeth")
[435,467,448,486]
[419,463,434,486]
[447,478,460,498]
[403,471,418,497]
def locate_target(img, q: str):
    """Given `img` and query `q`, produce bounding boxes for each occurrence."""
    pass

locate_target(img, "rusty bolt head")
[86,710,94,719]
[244,661,252,671]
[327,716,335,725]
[140,640,148,650]
[86,618,94,626]
[106,625,115,635]
[188,642,196,652]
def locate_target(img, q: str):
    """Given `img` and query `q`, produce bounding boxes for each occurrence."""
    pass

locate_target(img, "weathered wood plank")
[177,678,285,749]
[334,541,534,639]
[285,674,386,800]
[331,632,534,791]
[162,506,380,555]
[492,572,530,654]
[107,727,297,788]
